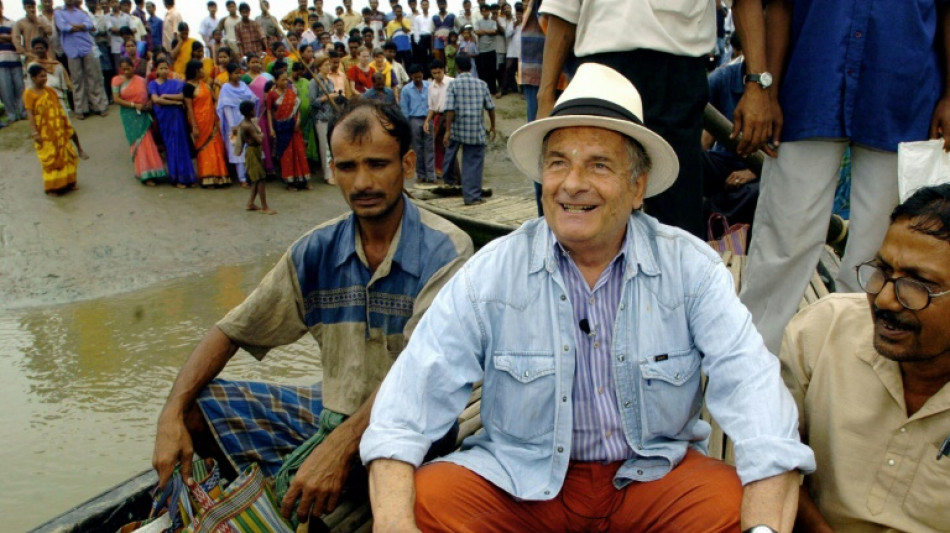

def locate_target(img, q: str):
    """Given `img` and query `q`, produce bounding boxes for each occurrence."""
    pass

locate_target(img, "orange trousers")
[414,450,742,533]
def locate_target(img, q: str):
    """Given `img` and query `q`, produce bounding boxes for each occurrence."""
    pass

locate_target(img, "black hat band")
[550,97,643,125]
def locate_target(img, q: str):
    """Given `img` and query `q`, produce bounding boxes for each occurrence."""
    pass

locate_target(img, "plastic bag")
[897,139,950,202]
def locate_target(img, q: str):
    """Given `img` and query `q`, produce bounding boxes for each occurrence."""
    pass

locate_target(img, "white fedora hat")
[507,63,679,198]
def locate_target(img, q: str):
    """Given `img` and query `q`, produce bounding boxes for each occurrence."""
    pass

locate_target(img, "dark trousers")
[443,141,485,204]
[502,57,518,94]
[412,34,432,72]
[583,50,709,237]
[475,50,497,94]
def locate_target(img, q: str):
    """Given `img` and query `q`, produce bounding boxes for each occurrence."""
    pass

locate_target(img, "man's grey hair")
[539,129,652,184]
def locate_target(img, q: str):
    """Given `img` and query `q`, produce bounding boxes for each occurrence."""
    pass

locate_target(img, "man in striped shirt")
[363,63,814,533]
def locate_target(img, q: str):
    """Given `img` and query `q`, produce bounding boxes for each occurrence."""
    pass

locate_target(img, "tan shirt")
[780,294,950,533]
[13,16,52,57]
[162,7,182,52]
[216,207,473,416]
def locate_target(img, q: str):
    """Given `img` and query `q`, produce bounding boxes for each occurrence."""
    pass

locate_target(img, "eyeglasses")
[855,262,950,311]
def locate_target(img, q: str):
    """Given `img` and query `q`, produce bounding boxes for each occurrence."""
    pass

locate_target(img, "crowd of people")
[1,0,519,202]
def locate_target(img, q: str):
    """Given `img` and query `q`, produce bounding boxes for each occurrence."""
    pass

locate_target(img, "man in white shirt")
[199,1,218,57]
[502,2,521,95]
[411,0,433,71]
[106,0,133,73]
[216,0,240,53]
[423,59,455,180]
[537,0,770,239]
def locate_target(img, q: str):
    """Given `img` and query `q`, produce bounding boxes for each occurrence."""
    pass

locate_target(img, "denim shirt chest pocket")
[638,347,703,438]
[486,351,558,441]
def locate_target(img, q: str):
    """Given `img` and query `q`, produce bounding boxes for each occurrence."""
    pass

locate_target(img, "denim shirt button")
[618,355,624,362]
[562,396,568,402]
[560,294,566,301]
[636,469,643,475]
[624,401,631,408]
[620,303,625,310]
[563,345,569,351]
[523,371,529,378]
[544,490,551,495]
[557,446,564,453]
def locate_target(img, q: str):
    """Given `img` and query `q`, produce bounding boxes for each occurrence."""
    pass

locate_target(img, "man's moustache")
[873,307,920,333]
[350,191,385,202]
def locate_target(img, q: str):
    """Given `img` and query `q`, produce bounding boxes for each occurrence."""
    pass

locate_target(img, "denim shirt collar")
[333,194,422,277]
[530,213,662,280]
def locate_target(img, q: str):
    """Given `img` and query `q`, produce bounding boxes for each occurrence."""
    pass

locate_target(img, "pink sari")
[248,73,275,174]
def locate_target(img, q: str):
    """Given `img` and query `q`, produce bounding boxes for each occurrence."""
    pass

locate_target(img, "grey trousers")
[443,140,485,204]
[0,65,26,121]
[67,53,108,115]
[409,116,436,182]
[739,140,898,353]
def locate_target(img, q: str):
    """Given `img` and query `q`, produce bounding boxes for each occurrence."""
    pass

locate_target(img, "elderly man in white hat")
[360,64,815,533]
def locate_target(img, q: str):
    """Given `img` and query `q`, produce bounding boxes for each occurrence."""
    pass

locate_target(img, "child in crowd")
[237,100,275,214]
[445,31,459,77]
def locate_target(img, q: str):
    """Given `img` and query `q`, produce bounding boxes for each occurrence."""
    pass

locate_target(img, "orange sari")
[187,81,230,186]
[23,86,78,193]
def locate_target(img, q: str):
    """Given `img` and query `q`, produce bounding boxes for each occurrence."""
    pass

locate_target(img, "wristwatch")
[743,72,774,89]
[742,526,779,533]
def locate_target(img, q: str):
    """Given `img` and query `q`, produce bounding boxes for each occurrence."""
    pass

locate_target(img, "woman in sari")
[296,43,315,81]
[266,71,310,190]
[291,62,318,165]
[23,64,79,194]
[170,22,197,79]
[188,41,216,80]
[122,39,147,77]
[216,62,258,186]
[309,55,337,184]
[210,47,233,100]
[148,59,196,188]
[184,60,230,187]
[243,54,276,177]
[112,57,168,185]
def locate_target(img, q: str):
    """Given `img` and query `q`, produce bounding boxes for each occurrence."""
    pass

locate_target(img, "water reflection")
[1,255,322,532]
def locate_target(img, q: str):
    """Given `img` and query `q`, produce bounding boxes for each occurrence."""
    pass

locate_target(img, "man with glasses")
[779,183,950,532]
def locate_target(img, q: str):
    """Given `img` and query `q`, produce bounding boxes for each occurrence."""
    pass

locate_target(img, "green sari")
[294,77,319,161]
[112,75,168,183]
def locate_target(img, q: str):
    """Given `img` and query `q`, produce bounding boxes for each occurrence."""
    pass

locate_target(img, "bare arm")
[730,0,773,156]
[442,109,454,147]
[368,459,421,533]
[762,0,793,150]
[184,93,198,138]
[487,107,496,140]
[741,471,799,533]
[536,14,575,118]
[152,326,237,486]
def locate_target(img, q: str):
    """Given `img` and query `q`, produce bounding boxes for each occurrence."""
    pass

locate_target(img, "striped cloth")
[0,18,20,68]
[555,233,632,462]
[196,379,324,478]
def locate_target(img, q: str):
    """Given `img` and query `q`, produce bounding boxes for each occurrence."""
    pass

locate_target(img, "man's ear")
[402,149,417,180]
[631,171,649,210]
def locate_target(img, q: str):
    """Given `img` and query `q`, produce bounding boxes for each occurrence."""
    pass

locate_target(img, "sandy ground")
[0,93,531,309]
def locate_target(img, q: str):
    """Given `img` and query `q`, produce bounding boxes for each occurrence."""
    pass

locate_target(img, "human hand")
[488,127,495,141]
[929,95,950,152]
[279,431,355,524]
[152,414,195,488]
[422,120,430,135]
[31,129,41,141]
[731,86,774,157]
[725,169,756,190]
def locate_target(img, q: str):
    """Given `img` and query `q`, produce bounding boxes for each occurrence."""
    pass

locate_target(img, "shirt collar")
[333,194,423,277]
[530,213,661,279]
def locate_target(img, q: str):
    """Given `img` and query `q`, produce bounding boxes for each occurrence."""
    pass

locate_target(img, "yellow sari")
[172,38,198,77]
[24,86,78,193]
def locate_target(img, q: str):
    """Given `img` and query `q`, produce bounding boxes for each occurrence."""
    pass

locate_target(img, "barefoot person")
[112,57,168,185]
[184,59,231,187]
[216,61,256,186]
[148,58,196,188]
[237,100,274,213]
[151,99,473,527]
[24,63,82,194]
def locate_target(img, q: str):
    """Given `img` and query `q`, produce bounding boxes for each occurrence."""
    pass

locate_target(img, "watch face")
[759,72,773,88]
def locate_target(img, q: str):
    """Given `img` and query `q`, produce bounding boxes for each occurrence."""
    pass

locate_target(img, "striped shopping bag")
[185,464,295,533]
[706,213,749,256]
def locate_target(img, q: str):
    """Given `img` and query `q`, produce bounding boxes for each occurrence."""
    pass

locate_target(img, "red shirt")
[347,65,376,94]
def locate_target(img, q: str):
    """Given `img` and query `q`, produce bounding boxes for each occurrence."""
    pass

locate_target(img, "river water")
[1,256,323,532]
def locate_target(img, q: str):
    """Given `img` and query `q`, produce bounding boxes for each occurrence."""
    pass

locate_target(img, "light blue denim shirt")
[361,212,816,500]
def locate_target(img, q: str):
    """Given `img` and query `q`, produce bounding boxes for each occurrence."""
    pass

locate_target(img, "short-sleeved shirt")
[363,86,396,105]
[427,76,453,113]
[780,294,950,533]
[235,20,265,57]
[162,7,182,52]
[474,18,496,52]
[444,72,494,145]
[386,18,412,52]
[216,198,473,415]
[347,64,376,93]
[776,0,947,152]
